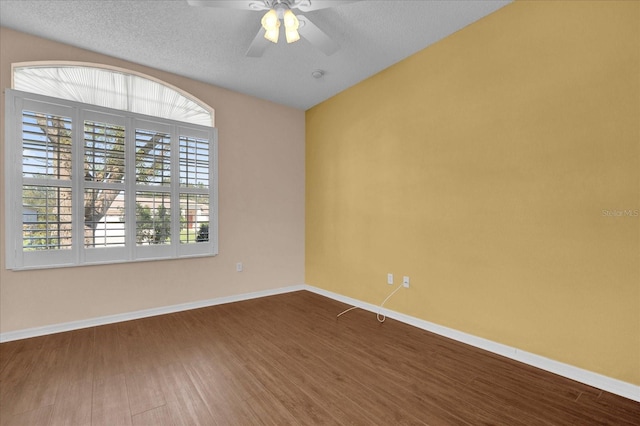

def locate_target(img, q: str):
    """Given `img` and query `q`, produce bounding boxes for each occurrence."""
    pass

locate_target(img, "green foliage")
[196,222,209,242]
[154,204,170,243]
[22,186,72,250]
[135,202,171,245]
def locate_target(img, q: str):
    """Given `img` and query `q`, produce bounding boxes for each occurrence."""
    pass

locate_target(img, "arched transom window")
[12,62,214,127]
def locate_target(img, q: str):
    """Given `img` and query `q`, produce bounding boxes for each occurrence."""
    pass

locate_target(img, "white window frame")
[5,89,218,270]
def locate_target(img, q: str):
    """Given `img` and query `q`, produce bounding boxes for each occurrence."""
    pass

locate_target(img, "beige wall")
[306,1,639,384]
[0,27,305,333]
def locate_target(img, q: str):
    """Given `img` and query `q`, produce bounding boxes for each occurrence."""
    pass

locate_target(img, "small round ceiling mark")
[311,69,325,79]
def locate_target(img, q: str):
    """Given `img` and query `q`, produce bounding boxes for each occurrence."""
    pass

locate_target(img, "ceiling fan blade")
[187,1,268,11]
[246,27,270,57]
[295,0,361,12]
[297,15,339,56]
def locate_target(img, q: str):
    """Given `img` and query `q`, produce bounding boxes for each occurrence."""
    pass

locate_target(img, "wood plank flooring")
[1,290,638,425]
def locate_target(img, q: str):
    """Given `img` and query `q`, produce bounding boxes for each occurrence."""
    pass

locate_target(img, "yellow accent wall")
[306,1,639,385]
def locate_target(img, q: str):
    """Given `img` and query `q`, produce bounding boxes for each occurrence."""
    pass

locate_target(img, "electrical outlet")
[403,276,410,288]
[387,273,393,285]
[236,262,243,272]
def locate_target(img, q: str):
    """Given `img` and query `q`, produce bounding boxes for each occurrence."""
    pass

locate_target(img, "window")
[5,89,217,270]
[12,63,213,126]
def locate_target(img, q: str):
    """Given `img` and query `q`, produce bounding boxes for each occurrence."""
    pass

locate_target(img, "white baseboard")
[0,284,306,343]
[304,285,640,403]
[2,283,638,402]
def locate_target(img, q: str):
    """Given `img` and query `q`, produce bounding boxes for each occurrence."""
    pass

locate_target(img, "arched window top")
[12,62,214,127]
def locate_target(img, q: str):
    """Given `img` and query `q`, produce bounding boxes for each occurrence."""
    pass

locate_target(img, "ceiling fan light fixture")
[285,28,300,43]
[264,26,280,43]
[261,9,279,31]
[283,9,300,43]
[283,9,299,30]
[261,9,280,43]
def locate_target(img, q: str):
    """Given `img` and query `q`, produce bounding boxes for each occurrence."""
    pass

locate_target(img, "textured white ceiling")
[0,0,512,110]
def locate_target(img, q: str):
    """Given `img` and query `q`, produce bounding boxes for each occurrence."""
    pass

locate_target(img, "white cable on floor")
[336,305,358,318]
[376,283,403,323]
[336,283,404,323]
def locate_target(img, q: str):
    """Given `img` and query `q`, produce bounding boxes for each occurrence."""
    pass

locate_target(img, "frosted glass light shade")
[283,9,299,30]
[261,9,279,30]
[265,27,280,43]
[262,9,280,43]
[283,9,300,43]
[286,29,300,43]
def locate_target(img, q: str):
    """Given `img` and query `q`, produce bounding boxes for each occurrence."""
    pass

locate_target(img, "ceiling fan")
[187,0,361,57]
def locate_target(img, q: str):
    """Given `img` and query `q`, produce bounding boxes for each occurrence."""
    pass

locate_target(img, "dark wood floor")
[1,291,638,425]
